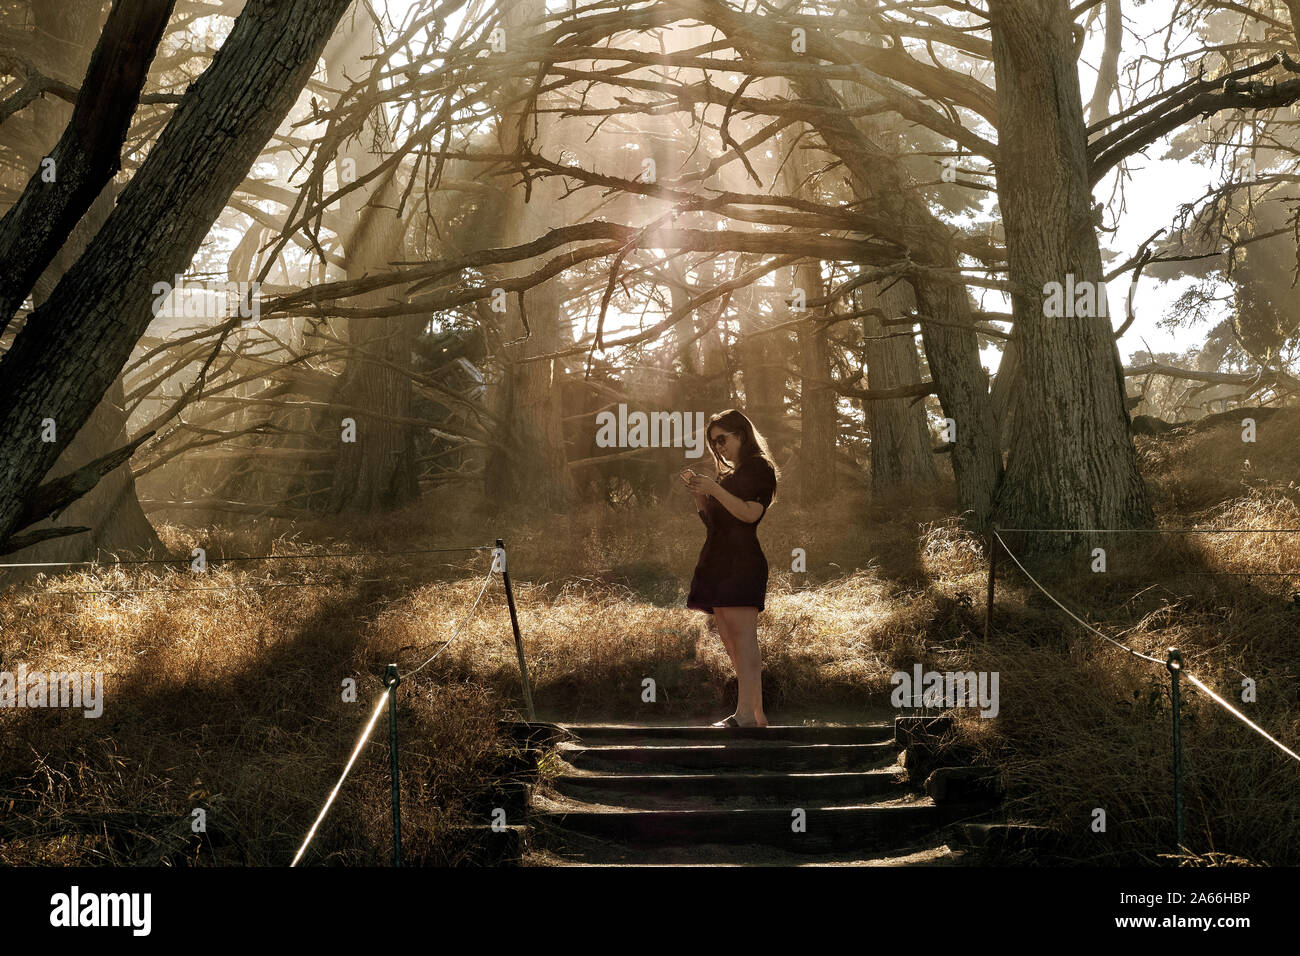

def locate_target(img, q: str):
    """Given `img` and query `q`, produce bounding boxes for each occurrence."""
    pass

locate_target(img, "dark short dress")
[686,456,777,614]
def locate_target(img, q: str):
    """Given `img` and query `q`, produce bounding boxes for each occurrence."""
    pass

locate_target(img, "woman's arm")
[710,485,764,524]
[686,471,764,523]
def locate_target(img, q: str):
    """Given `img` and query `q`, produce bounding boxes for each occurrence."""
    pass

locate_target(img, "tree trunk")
[0,0,174,334]
[988,326,1020,454]
[793,261,837,502]
[0,0,163,576]
[323,11,420,514]
[859,282,940,493]
[694,257,736,410]
[0,0,356,549]
[482,0,575,511]
[667,258,728,428]
[737,273,785,437]
[835,100,939,496]
[771,137,831,486]
[987,0,1155,541]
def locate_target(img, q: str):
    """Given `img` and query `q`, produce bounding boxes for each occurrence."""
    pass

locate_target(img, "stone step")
[524,837,970,867]
[530,800,993,852]
[554,768,907,808]
[557,723,894,744]
[557,739,899,772]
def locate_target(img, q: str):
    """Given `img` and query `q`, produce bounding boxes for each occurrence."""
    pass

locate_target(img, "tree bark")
[737,271,785,437]
[0,0,175,334]
[323,10,420,514]
[789,261,837,503]
[0,0,164,577]
[483,0,576,511]
[831,94,940,497]
[666,257,729,429]
[987,0,1155,541]
[859,282,940,493]
[0,0,356,549]
[988,328,1020,454]
[1282,0,1300,49]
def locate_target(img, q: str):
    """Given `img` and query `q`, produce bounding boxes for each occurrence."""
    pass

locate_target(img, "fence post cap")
[384,663,400,687]
[1166,647,1183,671]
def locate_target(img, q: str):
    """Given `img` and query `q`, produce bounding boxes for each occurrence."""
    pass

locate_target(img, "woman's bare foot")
[732,712,769,728]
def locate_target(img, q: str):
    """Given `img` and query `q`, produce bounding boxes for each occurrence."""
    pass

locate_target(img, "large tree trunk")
[0,0,174,334]
[792,261,836,503]
[737,273,785,439]
[988,326,1020,454]
[667,258,728,431]
[0,0,356,550]
[987,0,1154,540]
[482,0,575,511]
[772,136,833,493]
[859,281,940,493]
[837,101,940,497]
[322,11,419,514]
[695,257,737,410]
[486,251,574,510]
[0,0,164,576]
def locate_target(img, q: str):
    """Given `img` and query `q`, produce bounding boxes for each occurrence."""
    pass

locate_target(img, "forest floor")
[1,407,1298,865]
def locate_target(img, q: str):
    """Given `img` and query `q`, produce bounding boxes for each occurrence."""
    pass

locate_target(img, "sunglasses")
[710,431,736,448]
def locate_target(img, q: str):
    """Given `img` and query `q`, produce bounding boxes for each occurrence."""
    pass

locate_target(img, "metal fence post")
[1166,647,1184,850]
[497,538,536,721]
[384,663,402,867]
[984,527,998,642]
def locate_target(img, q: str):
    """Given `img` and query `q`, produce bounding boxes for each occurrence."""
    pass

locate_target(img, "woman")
[680,409,780,729]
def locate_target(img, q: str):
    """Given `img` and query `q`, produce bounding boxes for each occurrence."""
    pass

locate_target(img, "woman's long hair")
[705,409,780,498]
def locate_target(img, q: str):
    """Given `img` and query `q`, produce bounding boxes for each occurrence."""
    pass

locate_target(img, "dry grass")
[1,408,1298,865]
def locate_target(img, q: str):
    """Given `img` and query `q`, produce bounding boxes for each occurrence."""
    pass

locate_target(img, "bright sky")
[1071,2,1243,370]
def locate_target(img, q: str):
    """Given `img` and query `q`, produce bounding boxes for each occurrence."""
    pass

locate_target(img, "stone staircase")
[500,718,1003,865]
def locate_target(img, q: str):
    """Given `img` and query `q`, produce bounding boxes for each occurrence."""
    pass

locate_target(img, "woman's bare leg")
[710,609,741,726]
[712,610,739,671]
[719,606,767,727]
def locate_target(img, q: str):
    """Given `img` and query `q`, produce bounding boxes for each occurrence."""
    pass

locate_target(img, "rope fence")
[0,544,496,599]
[289,539,533,867]
[986,525,1300,849]
[0,544,497,570]
[1,534,534,867]
[995,526,1300,533]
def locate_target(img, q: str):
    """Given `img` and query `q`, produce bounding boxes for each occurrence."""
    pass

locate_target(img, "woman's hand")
[685,473,721,498]
[680,468,716,510]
